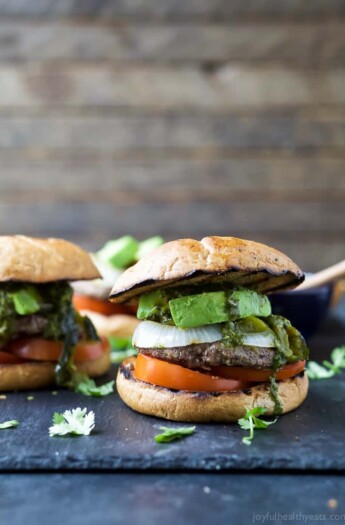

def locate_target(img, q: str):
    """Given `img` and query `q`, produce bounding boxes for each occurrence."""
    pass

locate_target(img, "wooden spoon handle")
[297,260,345,290]
[331,279,345,307]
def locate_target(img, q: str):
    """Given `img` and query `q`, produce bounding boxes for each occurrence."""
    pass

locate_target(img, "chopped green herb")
[307,345,345,380]
[51,290,99,388]
[238,407,277,446]
[49,408,95,437]
[155,426,196,443]
[75,378,114,397]
[0,420,19,429]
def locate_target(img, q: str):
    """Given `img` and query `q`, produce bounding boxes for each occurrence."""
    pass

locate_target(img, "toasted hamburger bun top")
[0,235,100,282]
[110,236,304,303]
[117,359,308,422]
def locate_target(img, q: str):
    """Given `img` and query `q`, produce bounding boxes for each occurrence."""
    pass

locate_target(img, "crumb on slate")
[328,498,338,509]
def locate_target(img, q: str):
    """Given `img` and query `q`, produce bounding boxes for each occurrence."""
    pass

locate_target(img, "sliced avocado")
[137,290,168,320]
[10,286,42,316]
[169,291,228,328]
[227,290,271,320]
[136,236,164,261]
[96,236,139,269]
[138,288,271,328]
[169,289,271,328]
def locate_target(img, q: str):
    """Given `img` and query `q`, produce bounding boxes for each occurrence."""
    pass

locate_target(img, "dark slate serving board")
[0,367,344,472]
[0,300,344,473]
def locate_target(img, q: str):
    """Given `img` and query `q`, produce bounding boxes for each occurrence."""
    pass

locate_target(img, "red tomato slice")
[0,350,26,364]
[73,294,136,317]
[9,339,61,361]
[74,339,109,362]
[134,353,250,392]
[211,360,306,382]
[9,338,108,363]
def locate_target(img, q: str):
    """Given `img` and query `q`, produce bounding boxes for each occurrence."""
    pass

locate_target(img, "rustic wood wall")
[0,1,344,271]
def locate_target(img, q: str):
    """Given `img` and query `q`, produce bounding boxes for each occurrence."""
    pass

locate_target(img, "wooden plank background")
[0,1,344,271]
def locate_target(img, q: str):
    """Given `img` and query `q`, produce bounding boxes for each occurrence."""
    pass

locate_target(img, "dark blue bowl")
[269,278,333,341]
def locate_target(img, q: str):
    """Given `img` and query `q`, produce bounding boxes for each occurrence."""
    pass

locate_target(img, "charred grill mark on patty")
[138,341,275,370]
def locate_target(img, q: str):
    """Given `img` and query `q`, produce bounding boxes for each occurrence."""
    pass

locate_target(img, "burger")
[72,235,163,340]
[110,236,309,422]
[0,235,111,391]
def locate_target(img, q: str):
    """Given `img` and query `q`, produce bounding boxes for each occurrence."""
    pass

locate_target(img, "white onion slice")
[133,321,222,348]
[241,332,276,348]
[133,321,277,349]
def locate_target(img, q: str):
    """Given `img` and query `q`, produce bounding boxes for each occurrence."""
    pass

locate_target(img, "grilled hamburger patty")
[13,314,48,336]
[138,342,275,370]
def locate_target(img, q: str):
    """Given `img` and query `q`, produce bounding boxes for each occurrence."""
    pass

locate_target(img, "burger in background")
[72,235,164,362]
[0,235,111,391]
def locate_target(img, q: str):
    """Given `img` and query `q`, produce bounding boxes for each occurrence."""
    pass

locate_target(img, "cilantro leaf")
[109,336,137,363]
[238,407,277,445]
[244,406,267,417]
[49,407,95,437]
[306,361,335,380]
[75,378,114,397]
[238,418,251,430]
[0,420,19,429]
[10,287,41,315]
[53,412,65,425]
[307,346,345,380]
[330,346,345,369]
[155,426,196,443]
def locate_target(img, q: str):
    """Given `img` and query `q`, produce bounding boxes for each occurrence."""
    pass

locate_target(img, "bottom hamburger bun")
[117,358,308,422]
[79,310,139,338]
[0,350,111,392]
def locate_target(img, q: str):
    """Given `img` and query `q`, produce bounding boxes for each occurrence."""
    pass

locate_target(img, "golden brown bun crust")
[79,310,139,338]
[116,360,308,422]
[0,351,111,391]
[110,236,304,302]
[0,235,100,282]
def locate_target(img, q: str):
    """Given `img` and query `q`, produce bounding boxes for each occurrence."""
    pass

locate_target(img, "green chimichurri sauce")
[0,281,99,388]
[136,286,309,416]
